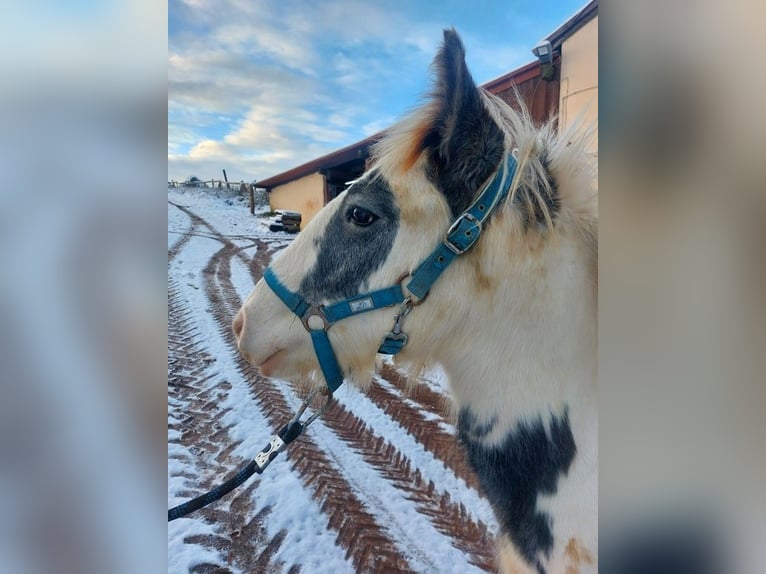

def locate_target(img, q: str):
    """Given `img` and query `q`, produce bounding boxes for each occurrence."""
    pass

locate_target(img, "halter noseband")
[262,153,517,393]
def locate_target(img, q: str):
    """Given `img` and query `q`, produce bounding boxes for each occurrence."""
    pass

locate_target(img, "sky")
[168,0,588,183]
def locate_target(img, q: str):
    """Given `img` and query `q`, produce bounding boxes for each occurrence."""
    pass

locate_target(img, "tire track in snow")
[168,204,199,262]
[377,362,453,422]
[168,279,296,574]
[365,376,480,492]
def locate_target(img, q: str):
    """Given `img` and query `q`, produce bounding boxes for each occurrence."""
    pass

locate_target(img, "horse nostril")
[232,310,245,341]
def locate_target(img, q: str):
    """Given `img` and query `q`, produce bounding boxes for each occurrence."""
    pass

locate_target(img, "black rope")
[168,420,304,522]
[168,460,260,521]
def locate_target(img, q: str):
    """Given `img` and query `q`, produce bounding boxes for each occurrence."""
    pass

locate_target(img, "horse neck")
[428,219,597,441]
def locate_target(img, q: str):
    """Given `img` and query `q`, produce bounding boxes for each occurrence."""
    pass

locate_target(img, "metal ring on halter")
[396,273,427,306]
[300,305,332,332]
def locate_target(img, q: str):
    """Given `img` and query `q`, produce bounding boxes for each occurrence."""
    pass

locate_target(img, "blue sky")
[168,0,588,183]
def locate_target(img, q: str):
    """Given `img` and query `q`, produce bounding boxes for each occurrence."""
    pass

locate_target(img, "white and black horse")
[234,29,597,574]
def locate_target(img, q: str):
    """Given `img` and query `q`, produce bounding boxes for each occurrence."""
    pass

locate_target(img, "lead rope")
[168,390,333,521]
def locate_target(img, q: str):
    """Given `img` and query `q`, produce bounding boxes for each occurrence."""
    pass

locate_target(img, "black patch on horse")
[458,407,577,574]
[300,174,399,302]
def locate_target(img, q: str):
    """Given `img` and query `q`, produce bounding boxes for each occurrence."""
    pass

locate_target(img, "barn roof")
[256,133,379,190]
[545,0,598,49]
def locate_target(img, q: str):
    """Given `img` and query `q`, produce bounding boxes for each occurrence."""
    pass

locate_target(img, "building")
[256,0,597,227]
[549,0,598,156]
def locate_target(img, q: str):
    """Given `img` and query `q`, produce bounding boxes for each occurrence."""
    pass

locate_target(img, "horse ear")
[426,29,505,216]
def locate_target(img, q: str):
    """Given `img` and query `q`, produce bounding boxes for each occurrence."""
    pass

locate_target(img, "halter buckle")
[445,212,482,255]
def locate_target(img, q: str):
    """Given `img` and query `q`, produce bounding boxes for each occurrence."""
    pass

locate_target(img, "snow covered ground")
[167,186,498,573]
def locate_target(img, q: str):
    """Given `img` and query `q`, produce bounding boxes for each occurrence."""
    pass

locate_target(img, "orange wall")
[269,172,325,227]
[559,15,598,156]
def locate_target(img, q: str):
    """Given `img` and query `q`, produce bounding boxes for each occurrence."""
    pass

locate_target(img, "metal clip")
[383,298,413,345]
[395,298,413,334]
[253,390,333,472]
[288,389,333,431]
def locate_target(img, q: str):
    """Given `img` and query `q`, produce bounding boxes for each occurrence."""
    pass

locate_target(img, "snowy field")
[167,186,498,573]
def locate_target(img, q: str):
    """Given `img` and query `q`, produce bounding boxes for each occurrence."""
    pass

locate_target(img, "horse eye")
[348,206,378,226]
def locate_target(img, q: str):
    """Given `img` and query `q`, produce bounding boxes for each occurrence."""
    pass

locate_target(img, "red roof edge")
[256,133,381,189]
[480,60,541,95]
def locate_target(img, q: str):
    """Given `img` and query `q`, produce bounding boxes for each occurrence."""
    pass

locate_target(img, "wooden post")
[249,183,255,215]
[222,169,230,189]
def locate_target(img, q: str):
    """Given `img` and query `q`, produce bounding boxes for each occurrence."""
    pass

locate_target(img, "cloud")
[361,116,396,137]
[168,55,316,115]
[167,0,542,182]
[211,24,320,75]
[168,125,202,155]
[168,138,334,184]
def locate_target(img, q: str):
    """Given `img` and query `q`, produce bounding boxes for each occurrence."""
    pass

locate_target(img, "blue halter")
[262,153,517,393]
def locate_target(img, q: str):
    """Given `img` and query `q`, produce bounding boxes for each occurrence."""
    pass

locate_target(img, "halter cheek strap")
[262,153,518,393]
[405,152,517,299]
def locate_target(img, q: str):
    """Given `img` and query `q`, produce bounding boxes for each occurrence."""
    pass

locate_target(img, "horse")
[233,29,597,574]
